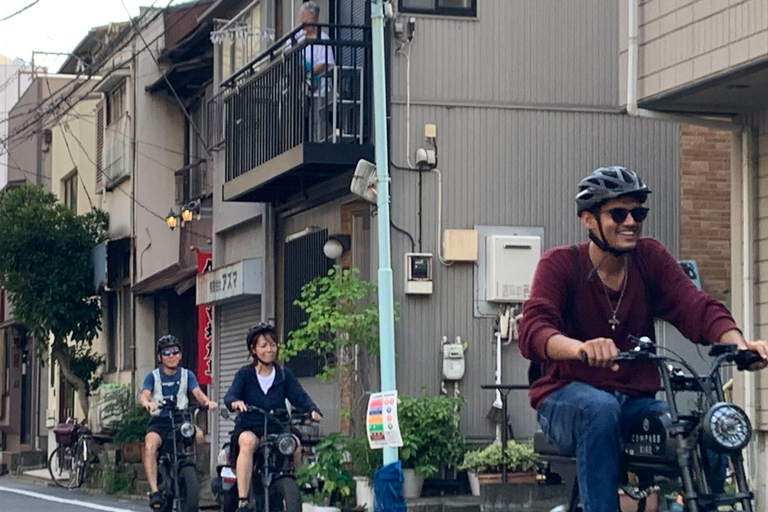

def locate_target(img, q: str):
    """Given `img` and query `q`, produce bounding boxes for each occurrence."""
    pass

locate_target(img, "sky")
[0,0,152,71]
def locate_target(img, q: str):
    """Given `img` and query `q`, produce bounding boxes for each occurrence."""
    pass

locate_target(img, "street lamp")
[166,209,179,230]
[181,199,201,221]
[323,234,351,260]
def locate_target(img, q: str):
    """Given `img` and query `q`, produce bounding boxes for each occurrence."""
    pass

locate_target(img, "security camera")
[415,148,436,169]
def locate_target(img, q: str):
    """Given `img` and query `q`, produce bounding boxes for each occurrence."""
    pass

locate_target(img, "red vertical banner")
[195,249,213,385]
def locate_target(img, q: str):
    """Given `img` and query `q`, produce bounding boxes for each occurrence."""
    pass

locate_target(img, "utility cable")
[43,72,95,209]
[0,0,192,155]
[0,0,40,22]
[0,0,170,148]
[118,0,211,158]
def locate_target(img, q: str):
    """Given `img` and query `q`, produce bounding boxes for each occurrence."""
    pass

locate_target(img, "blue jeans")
[537,382,667,512]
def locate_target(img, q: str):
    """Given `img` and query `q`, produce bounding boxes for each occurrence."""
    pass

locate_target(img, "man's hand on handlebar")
[577,337,620,371]
[206,400,219,410]
[311,411,322,422]
[143,401,157,413]
[742,340,768,371]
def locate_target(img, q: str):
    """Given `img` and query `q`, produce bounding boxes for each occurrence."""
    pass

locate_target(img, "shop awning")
[132,264,197,296]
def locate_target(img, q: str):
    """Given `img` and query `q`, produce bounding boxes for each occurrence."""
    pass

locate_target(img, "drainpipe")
[740,127,756,467]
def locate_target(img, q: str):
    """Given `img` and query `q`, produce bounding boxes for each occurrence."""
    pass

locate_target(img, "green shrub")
[398,393,466,478]
[99,383,149,444]
[458,440,541,474]
[345,435,382,480]
[296,432,355,507]
[102,455,132,494]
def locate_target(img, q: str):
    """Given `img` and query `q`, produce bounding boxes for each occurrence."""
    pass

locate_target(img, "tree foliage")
[283,265,384,380]
[0,184,108,416]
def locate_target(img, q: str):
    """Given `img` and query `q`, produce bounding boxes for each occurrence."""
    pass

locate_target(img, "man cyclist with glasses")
[224,322,322,512]
[519,166,768,512]
[139,334,218,510]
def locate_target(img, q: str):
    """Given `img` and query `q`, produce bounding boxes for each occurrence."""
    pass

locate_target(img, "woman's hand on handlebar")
[577,337,620,371]
[230,400,248,412]
[310,411,322,422]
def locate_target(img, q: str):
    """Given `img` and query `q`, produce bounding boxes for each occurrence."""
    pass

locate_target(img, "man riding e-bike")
[519,166,768,512]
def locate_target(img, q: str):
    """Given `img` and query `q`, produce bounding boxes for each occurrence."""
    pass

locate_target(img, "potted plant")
[458,440,542,495]
[397,393,466,498]
[296,432,355,511]
[100,384,149,463]
[345,436,381,511]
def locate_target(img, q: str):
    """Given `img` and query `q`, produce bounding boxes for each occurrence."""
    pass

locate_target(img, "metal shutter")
[216,296,261,451]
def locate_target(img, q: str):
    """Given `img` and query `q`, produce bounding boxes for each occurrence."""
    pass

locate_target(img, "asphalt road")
[0,477,149,512]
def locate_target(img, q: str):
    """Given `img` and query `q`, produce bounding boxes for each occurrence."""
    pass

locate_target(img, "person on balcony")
[296,1,335,141]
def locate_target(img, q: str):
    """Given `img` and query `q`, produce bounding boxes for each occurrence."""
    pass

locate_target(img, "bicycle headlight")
[277,433,297,456]
[702,402,752,452]
[180,421,196,439]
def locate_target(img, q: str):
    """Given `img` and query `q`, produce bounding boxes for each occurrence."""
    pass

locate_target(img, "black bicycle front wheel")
[178,465,200,512]
[269,477,302,512]
[47,445,79,489]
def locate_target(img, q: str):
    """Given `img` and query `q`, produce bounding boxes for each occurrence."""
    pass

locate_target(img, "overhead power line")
[0,0,168,141]
[0,0,205,157]
[0,0,40,22]
[118,0,211,158]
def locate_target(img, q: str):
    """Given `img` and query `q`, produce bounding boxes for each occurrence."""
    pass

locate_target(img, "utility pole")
[370,0,398,465]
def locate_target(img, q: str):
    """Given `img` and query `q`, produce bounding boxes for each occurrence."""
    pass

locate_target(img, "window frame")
[63,172,78,212]
[106,81,127,126]
[398,0,476,17]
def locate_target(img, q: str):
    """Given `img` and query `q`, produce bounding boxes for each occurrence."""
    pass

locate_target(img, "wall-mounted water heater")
[485,235,541,302]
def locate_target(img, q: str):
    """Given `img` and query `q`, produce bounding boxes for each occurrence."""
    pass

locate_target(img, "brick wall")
[679,124,731,303]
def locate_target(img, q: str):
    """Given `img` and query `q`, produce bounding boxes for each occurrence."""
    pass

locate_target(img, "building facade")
[202,0,683,453]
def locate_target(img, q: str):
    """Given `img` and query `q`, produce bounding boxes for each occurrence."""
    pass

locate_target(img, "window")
[175,100,208,205]
[63,173,78,211]
[107,82,126,125]
[399,0,476,16]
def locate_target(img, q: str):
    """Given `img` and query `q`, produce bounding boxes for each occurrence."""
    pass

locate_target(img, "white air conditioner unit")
[350,159,377,204]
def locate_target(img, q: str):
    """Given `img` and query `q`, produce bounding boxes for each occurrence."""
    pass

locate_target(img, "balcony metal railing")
[206,90,226,149]
[216,23,371,183]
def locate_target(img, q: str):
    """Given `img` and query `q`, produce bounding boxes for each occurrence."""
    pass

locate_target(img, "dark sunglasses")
[161,349,181,356]
[605,207,649,223]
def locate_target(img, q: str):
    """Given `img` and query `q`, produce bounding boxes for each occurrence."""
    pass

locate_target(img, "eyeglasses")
[161,349,181,356]
[605,207,649,224]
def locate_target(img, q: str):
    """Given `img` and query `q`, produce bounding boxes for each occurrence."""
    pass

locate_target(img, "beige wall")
[134,11,184,283]
[628,0,768,102]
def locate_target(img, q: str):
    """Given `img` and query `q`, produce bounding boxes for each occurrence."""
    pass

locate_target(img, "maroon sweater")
[518,238,739,410]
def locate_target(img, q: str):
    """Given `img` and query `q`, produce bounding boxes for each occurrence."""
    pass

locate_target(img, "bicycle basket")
[53,422,79,445]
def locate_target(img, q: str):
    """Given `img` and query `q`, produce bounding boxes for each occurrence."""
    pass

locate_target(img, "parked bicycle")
[48,417,93,489]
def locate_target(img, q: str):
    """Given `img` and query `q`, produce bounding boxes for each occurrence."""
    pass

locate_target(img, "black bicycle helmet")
[156,334,180,354]
[575,166,651,216]
[246,322,278,350]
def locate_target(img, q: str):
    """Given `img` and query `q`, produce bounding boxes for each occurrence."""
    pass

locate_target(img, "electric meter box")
[485,235,541,303]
